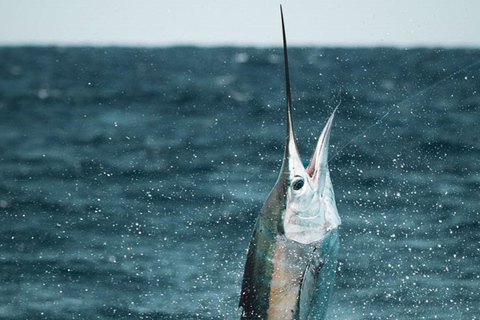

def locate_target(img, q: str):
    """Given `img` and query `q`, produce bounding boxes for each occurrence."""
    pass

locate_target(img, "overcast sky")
[0,0,479,47]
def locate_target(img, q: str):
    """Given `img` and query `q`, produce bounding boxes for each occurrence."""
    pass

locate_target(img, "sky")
[0,0,479,47]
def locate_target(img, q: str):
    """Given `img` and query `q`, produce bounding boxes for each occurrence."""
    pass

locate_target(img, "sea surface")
[0,46,479,319]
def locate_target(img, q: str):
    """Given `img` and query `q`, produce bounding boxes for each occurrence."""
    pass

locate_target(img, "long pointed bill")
[277,5,304,186]
[307,108,337,195]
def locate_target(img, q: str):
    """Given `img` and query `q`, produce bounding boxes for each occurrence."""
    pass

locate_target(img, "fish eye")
[292,178,304,191]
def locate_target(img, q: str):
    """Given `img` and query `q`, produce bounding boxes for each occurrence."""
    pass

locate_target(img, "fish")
[238,6,342,320]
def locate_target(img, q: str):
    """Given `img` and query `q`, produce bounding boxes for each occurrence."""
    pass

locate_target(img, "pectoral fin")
[298,253,323,320]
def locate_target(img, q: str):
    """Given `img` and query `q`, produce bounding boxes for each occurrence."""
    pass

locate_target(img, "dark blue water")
[0,47,479,319]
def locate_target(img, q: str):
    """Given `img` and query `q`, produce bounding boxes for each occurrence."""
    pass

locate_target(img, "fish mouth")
[277,6,337,199]
[306,108,337,195]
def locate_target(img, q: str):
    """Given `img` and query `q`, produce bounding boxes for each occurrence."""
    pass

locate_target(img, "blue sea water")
[0,46,479,319]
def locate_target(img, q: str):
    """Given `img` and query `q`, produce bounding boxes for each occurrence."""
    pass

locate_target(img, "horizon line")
[1,42,479,50]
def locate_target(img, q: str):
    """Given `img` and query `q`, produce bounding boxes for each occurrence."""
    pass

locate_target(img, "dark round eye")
[292,178,304,191]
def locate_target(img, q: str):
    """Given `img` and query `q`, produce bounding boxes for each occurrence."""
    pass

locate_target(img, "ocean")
[0,46,479,319]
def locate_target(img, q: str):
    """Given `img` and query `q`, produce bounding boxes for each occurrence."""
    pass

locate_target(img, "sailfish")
[239,6,341,320]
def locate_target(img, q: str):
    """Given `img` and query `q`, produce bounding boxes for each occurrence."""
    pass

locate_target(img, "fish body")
[239,7,341,320]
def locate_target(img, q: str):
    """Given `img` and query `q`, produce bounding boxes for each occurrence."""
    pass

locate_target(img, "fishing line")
[328,59,480,163]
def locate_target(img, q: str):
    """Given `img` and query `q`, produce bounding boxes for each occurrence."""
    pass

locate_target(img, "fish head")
[288,109,337,216]
[268,106,340,244]
[261,6,340,244]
